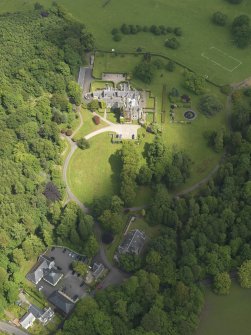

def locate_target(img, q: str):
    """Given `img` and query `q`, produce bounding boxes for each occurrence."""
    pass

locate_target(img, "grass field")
[67,133,122,206]
[73,108,106,140]
[67,127,155,206]
[4,0,251,85]
[197,282,251,335]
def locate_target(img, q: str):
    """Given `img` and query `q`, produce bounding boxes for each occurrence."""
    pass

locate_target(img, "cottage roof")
[20,312,36,329]
[49,291,75,315]
[43,270,63,286]
[118,229,146,255]
[26,255,55,284]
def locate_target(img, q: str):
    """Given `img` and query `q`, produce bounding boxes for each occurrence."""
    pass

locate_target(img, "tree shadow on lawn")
[109,149,122,194]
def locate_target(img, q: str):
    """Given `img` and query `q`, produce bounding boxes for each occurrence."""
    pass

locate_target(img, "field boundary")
[95,50,221,88]
[201,46,242,73]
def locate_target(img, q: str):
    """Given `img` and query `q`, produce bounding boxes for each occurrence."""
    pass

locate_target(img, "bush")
[174,27,182,36]
[165,37,180,49]
[238,260,251,288]
[113,34,122,42]
[199,95,223,117]
[133,61,155,84]
[213,272,231,295]
[121,23,130,34]
[231,15,251,48]
[88,100,100,111]
[102,232,114,244]
[165,61,176,72]
[220,85,233,95]
[166,26,173,33]
[111,28,119,35]
[66,129,73,136]
[212,11,227,26]
[77,138,90,150]
[153,59,164,69]
[227,0,243,3]
[93,115,100,125]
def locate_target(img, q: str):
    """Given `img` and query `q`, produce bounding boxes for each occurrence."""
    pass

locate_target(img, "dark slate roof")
[29,304,44,318]
[92,262,105,279]
[26,255,55,284]
[118,229,146,255]
[43,270,63,286]
[49,291,75,315]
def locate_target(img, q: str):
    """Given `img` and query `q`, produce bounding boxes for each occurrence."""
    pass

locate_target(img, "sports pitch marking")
[201,46,242,72]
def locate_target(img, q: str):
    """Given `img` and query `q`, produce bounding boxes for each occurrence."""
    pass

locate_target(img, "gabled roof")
[92,262,105,279]
[43,270,63,286]
[118,229,146,255]
[49,291,75,315]
[20,312,36,330]
[26,255,55,284]
[29,304,44,319]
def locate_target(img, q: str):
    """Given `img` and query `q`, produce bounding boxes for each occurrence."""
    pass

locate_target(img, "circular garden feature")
[184,110,197,121]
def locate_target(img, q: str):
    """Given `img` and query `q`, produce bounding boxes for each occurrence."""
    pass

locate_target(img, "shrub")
[165,37,180,49]
[111,28,119,35]
[133,61,155,84]
[88,100,100,111]
[199,95,223,117]
[93,115,100,125]
[65,129,73,136]
[113,34,122,42]
[102,232,114,244]
[238,260,251,288]
[166,26,173,33]
[213,272,231,295]
[153,59,164,69]
[227,0,243,3]
[174,27,182,36]
[231,15,251,48]
[165,61,176,72]
[77,138,90,150]
[212,11,227,26]
[220,85,233,95]
[121,23,130,34]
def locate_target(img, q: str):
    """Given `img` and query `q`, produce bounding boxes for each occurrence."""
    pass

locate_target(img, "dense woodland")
[60,91,251,334]
[1,3,251,335]
[0,4,96,314]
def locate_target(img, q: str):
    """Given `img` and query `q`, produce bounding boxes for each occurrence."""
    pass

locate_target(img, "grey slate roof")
[49,291,75,315]
[43,270,63,286]
[26,255,55,284]
[118,229,146,255]
[92,262,105,279]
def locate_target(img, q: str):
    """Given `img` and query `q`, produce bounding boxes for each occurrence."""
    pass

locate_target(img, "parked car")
[63,248,66,253]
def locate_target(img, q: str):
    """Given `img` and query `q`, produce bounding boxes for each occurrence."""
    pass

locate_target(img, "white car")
[38,286,43,291]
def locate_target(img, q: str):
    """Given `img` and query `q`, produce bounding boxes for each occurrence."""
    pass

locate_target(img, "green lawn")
[93,53,227,189]
[128,217,162,239]
[67,133,122,206]
[7,0,251,85]
[197,282,251,335]
[73,108,106,140]
[91,80,114,91]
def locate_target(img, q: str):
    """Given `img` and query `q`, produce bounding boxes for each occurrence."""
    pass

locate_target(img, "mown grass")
[7,0,251,85]
[73,108,106,140]
[197,282,251,335]
[67,133,122,206]
[93,52,227,188]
